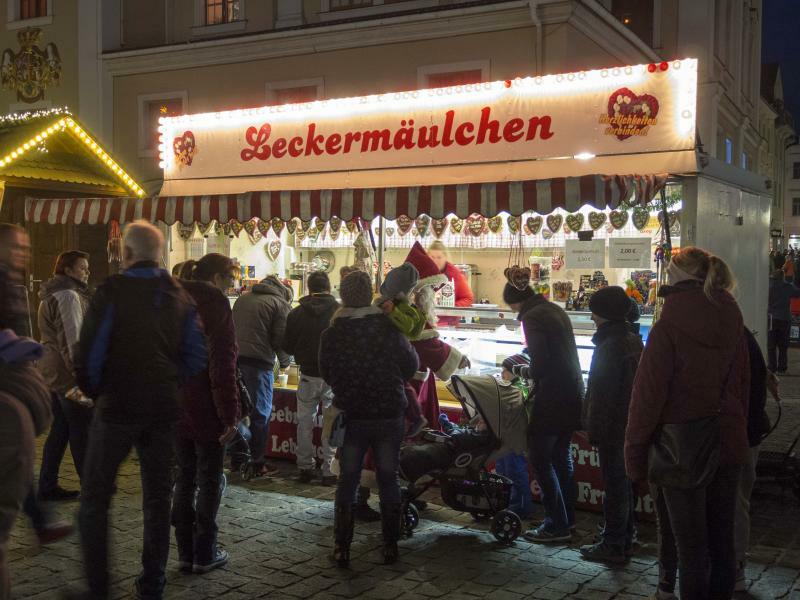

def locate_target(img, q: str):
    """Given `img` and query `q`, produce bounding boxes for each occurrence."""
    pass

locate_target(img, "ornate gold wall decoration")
[2,28,61,103]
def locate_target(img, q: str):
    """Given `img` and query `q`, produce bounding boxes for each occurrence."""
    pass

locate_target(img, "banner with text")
[565,239,606,269]
[608,237,653,268]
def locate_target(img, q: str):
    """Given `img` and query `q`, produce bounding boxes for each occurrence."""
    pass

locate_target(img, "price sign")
[608,238,652,268]
[565,240,605,269]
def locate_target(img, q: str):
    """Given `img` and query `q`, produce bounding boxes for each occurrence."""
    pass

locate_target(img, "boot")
[380,502,403,565]
[332,504,355,568]
[354,486,381,522]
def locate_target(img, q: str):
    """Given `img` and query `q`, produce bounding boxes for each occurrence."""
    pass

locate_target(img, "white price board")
[565,240,605,269]
[608,237,652,268]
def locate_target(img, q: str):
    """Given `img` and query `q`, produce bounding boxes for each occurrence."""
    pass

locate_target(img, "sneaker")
[406,416,428,438]
[321,475,338,487]
[298,469,315,484]
[650,589,677,600]
[523,524,571,543]
[193,549,229,574]
[37,519,74,545]
[734,562,747,592]
[38,486,80,502]
[579,541,628,564]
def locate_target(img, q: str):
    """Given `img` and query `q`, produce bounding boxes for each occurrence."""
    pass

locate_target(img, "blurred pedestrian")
[767,268,800,374]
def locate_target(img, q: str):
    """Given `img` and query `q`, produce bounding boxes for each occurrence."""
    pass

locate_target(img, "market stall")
[26,57,772,517]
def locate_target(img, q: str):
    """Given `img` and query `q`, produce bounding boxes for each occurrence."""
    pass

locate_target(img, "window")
[741,153,748,170]
[330,0,372,10]
[206,0,239,25]
[793,198,800,217]
[274,86,319,105]
[611,0,654,46]
[724,138,733,164]
[19,0,46,19]
[137,92,188,157]
[426,69,483,88]
[793,162,800,179]
[417,61,489,90]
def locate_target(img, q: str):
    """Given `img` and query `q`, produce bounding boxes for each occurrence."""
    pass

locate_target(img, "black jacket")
[745,328,770,447]
[75,262,207,424]
[583,320,643,446]
[283,293,339,377]
[0,262,30,336]
[516,294,584,434]
[319,306,418,420]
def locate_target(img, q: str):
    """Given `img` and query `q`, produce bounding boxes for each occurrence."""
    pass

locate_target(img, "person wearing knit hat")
[579,286,644,564]
[339,271,373,308]
[503,283,536,309]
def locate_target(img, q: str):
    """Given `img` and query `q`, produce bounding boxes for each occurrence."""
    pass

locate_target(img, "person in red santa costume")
[403,242,470,427]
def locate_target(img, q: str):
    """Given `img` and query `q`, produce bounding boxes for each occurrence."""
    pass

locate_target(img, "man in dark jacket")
[579,286,643,563]
[232,275,292,471]
[0,223,31,337]
[70,221,207,600]
[504,282,583,543]
[283,271,339,485]
[767,268,800,373]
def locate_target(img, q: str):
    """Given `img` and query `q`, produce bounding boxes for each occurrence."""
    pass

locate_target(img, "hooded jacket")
[283,293,339,377]
[625,280,750,483]
[319,307,418,419]
[37,274,92,393]
[0,262,30,336]
[516,294,584,434]
[232,276,292,369]
[0,329,51,436]
[178,280,240,442]
[768,273,800,323]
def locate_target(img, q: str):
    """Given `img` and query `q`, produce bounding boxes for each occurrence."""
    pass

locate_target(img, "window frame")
[265,78,325,106]
[7,0,52,29]
[417,60,490,90]
[137,91,189,159]
[724,137,733,165]
[318,0,438,21]
[792,198,800,218]
[192,0,246,37]
[793,162,800,180]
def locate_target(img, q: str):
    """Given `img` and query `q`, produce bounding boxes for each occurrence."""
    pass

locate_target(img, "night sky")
[763,0,800,121]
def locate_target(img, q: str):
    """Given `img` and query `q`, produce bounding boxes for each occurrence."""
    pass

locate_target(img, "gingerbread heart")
[507,215,521,234]
[266,240,282,261]
[383,227,394,237]
[228,221,243,237]
[172,130,198,167]
[286,219,298,235]
[607,87,660,140]
[526,216,543,235]
[609,210,629,230]
[346,220,358,234]
[244,219,262,244]
[257,219,271,237]
[504,266,532,291]
[632,207,649,231]
[199,222,214,237]
[467,214,485,237]
[270,218,285,236]
[658,211,679,228]
[314,218,326,233]
[588,211,607,230]
[488,216,502,234]
[396,215,413,236]
[542,229,554,240]
[177,223,195,241]
[546,214,563,233]
[415,215,431,237]
[565,213,584,232]
[295,227,306,241]
[432,218,448,238]
[300,220,311,233]
[450,217,464,234]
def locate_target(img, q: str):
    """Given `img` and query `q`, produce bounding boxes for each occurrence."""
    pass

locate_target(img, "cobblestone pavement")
[9,362,800,600]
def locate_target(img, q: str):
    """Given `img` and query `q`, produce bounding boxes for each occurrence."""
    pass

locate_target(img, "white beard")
[413,286,437,327]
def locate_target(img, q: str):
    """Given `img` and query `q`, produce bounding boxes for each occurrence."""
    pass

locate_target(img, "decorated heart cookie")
[432,218,448,238]
[415,215,431,237]
[607,87,660,140]
[632,207,649,231]
[450,217,464,234]
[526,216,543,235]
[244,219,262,244]
[286,219,298,235]
[345,220,358,234]
[300,220,311,234]
[507,215,521,234]
[271,217,285,237]
[588,211,607,230]
[228,221,244,238]
[314,218,326,233]
[467,214,486,237]
[609,210,629,230]
[266,240,282,261]
[565,213,584,232]
[488,216,502,234]
[542,229,554,240]
[256,219,271,237]
[504,265,532,291]
[396,215,413,236]
[546,214,563,233]
[198,222,215,237]
[385,227,395,237]
[177,223,195,241]
[173,130,198,167]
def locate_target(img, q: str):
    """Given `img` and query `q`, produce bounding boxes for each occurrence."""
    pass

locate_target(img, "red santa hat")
[404,241,448,290]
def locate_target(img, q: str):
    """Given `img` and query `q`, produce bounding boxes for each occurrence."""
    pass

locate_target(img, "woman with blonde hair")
[625,247,749,600]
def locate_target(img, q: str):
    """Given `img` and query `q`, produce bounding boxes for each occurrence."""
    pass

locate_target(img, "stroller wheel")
[241,463,253,481]
[403,502,420,536]
[491,510,522,544]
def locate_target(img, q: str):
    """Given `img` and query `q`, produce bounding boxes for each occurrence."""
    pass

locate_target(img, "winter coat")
[232,276,292,369]
[0,262,30,336]
[319,306,418,420]
[283,293,339,377]
[744,328,770,447]
[75,262,207,424]
[625,280,750,483]
[0,329,51,436]
[768,275,800,323]
[37,274,92,393]
[583,320,643,446]
[516,294,584,435]
[178,281,240,442]
[442,262,474,307]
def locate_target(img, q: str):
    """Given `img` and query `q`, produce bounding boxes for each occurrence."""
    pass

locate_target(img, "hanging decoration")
[526,216,543,235]
[588,211,607,230]
[286,218,298,235]
[542,229,554,240]
[266,240,282,261]
[300,220,312,234]
[244,220,262,244]
[551,253,565,271]
[396,215,413,236]
[177,223,195,241]
[431,218,448,238]
[487,215,503,234]
[107,220,122,264]
[329,216,342,241]
[346,220,358,234]
[609,210,629,230]
[632,207,650,231]
[229,221,244,237]
[415,215,431,237]
[257,218,271,237]
[507,215,521,235]
[466,214,486,237]
[271,217,286,236]
[449,217,464,234]
[314,217,326,233]
[198,222,215,237]
[546,214,563,233]
[565,213,584,233]
[385,227,396,237]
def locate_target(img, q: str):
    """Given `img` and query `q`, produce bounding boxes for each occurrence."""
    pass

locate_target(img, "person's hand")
[379,300,394,315]
[219,424,237,445]
[767,370,781,403]
[459,356,471,370]
[511,364,528,379]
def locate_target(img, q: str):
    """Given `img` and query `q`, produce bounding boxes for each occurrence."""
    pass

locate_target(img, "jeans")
[295,374,335,476]
[651,484,678,595]
[171,437,225,565]
[529,431,575,533]
[79,418,175,599]
[335,417,404,507]
[239,364,274,462]
[662,464,742,600]
[494,453,533,518]
[598,442,634,547]
[767,318,791,372]
[734,446,760,564]
[38,393,93,493]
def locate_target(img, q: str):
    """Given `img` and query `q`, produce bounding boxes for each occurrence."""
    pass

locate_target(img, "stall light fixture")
[574,152,596,160]
[0,110,145,197]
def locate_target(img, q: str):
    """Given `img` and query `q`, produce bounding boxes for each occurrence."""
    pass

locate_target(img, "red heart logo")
[607,88,659,140]
[173,131,197,165]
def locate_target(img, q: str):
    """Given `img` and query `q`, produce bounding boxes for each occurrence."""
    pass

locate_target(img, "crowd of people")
[0,218,782,600]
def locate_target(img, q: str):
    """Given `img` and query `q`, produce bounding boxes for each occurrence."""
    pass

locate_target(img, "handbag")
[647,341,739,490]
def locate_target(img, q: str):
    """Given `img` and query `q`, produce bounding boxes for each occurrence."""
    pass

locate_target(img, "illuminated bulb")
[79,132,86,139]
[58,119,66,126]
[35,135,42,142]
[41,131,48,138]
[90,142,96,149]
[574,152,596,160]
[23,143,30,150]
[15,147,22,154]
[158,161,166,169]
[95,148,101,154]
[10,152,17,158]
[47,127,54,133]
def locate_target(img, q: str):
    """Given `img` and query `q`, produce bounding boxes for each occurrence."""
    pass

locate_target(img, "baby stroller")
[399,374,530,544]
[756,400,800,502]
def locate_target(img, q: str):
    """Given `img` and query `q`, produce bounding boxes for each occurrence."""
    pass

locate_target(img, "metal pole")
[376,216,385,289]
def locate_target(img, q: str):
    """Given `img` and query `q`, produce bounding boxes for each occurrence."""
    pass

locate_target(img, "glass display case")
[436,305,653,376]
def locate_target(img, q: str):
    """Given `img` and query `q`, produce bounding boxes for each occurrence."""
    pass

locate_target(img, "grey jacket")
[232,276,292,369]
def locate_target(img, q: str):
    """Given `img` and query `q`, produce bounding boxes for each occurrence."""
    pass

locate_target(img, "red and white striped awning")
[25,174,667,225]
